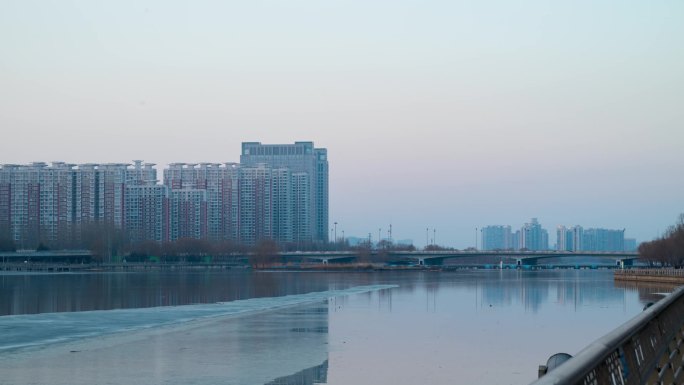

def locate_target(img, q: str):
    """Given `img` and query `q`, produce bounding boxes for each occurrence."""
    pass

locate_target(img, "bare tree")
[639,214,684,267]
[250,239,279,268]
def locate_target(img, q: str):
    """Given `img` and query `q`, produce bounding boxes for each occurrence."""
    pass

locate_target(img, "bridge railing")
[530,286,684,385]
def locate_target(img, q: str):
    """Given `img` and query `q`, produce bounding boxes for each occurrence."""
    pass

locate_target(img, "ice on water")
[0,284,397,353]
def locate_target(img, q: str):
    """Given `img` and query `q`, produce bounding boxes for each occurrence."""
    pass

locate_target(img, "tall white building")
[162,162,240,242]
[0,163,73,246]
[240,142,328,244]
[481,225,512,250]
[291,172,311,244]
[238,164,272,245]
[125,183,168,243]
[520,218,549,251]
[571,226,584,251]
[1,142,329,249]
[271,168,293,244]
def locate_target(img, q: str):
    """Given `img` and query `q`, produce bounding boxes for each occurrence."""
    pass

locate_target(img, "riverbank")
[1,261,624,274]
[614,269,684,284]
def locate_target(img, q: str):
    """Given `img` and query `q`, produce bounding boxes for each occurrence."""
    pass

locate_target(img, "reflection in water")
[0,271,335,316]
[245,303,330,385]
[0,270,664,317]
[614,280,678,304]
[265,360,328,385]
[0,270,665,385]
[476,270,634,312]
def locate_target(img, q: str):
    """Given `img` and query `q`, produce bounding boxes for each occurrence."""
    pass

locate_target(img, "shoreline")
[0,262,624,274]
[614,269,684,284]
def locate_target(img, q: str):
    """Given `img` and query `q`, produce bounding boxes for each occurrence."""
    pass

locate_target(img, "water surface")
[0,269,672,385]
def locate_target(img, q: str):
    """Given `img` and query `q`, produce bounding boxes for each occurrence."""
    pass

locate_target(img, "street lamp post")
[334,222,337,243]
[426,228,429,248]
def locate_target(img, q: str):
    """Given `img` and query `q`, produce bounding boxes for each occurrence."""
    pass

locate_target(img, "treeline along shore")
[614,214,684,283]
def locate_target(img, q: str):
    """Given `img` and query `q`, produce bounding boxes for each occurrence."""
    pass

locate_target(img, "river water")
[0,269,673,385]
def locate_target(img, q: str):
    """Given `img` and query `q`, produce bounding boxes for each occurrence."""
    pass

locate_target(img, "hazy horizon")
[2,1,682,247]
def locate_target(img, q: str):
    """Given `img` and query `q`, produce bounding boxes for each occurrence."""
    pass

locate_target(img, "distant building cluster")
[481,218,636,252]
[0,142,328,247]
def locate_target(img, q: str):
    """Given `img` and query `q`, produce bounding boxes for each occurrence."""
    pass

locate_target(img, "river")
[0,269,673,385]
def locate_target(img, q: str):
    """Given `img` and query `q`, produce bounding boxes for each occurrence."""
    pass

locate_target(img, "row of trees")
[639,215,684,267]
[1,222,430,267]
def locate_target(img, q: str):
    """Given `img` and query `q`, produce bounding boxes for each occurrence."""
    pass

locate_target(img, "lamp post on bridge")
[426,228,429,249]
[334,222,337,243]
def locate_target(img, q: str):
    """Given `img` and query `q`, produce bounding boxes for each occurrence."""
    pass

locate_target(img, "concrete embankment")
[614,269,684,284]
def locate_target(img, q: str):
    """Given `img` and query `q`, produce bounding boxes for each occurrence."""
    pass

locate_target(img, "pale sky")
[1,0,683,247]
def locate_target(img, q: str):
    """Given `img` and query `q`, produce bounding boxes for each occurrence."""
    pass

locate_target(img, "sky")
[1,0,683,248]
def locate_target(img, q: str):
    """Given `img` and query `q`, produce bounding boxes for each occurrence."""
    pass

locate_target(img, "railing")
[531,286,684,385]
[616,269,684,278]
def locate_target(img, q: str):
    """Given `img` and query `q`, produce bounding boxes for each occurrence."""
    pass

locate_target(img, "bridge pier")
[616,259,635,269]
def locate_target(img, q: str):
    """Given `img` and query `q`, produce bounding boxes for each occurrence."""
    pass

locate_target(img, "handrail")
[616,269,684,278]
[530,286,684,385]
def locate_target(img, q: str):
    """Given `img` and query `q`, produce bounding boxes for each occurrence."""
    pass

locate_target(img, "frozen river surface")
[0,270,672,385]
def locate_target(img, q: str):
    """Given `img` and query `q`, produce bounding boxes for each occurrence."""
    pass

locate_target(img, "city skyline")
[1,1,682,248]
[0,156,643,250]
[0,142,328,249]
[480,220,634,252]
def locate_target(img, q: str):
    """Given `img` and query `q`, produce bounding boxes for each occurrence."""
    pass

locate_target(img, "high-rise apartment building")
[240,142,328,243]
[571,226,584,251]
[0,167,11,238]
[291,172,311,244]
[481,225,512,250]
[557,225,584,251]
[125,183,168,243]
[169,188,207,241]
[1,142,329,248]
[126,160,157,185]
[624,238,637,252]
[511,230,521,250]
[271,168,293,244]
[556,224,629,252]
[556,226,570,251]
[238,164,272,245]
[0,162,156,248]
[583,228,625,252]
[521,218,549,251]
[0,163,74,246]
[162,162,240,242]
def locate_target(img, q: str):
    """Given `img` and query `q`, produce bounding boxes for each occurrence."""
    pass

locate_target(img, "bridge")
[0,249,640,268]
[277,250,640,266]
[532,285,684,385]
[0,250,92,264]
